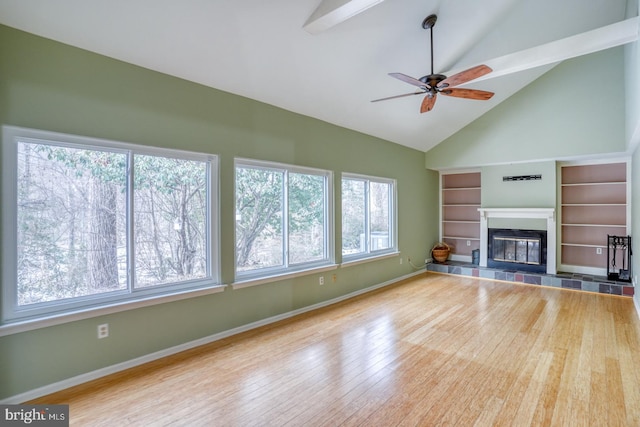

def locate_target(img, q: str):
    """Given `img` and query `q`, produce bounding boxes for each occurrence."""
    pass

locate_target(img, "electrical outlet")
[466,240,471,246]
[332,274,337,283]
[400,257,403,264]
[596,247,602,255]
[97,323,109,339]
[319,276,324,285]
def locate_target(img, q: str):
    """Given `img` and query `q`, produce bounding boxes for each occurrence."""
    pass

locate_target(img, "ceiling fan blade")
[441,88,494,100]
[420,93,437,113]
[440,64,492,88]
[371,91,424,102]
[389,73,426,88]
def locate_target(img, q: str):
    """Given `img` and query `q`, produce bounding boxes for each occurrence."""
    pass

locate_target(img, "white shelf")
[561,243,605,248]
[561,182,625,187]
[561,223,626,228]
[562,203,627,207]
[444,236,480,241]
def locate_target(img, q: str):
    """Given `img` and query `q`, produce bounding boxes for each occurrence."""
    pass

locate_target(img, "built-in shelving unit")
[560,162,627,271]
[441,172,481,259]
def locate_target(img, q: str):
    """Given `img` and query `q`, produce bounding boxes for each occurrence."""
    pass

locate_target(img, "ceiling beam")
[303,0,385,34]
[446,17,639,82]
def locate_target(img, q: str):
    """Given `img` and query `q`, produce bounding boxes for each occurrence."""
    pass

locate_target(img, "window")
[235,159,333,280]
[2,126,219,322]
[342,174,396,260]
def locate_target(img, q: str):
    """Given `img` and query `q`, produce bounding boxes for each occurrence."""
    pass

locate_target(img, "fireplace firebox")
[487,228,547,273]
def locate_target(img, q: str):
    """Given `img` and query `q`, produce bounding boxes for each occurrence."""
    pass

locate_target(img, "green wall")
[625,0,640,150]
[633,144,640,313]
[481,161,556,208]
[630,0,640,313]
[0,25,438,400]
[481,161,556,230]
[425,47,626,170]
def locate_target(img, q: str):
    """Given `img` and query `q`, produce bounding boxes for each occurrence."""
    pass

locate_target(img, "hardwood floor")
[30,273,640,426]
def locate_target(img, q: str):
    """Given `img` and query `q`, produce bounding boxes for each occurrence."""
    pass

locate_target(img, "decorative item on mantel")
[431,242,451,263]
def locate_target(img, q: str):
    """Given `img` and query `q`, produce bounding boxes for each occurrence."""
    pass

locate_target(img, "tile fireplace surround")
[432,206,634,297]
[426,261,634,297]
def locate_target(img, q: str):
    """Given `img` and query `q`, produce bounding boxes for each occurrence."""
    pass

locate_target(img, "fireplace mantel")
[477,208,556,274]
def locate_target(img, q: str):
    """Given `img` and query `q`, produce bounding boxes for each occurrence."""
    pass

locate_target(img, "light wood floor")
[30,273,640,426]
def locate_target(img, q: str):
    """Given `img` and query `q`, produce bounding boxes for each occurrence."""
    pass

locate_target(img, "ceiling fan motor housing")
[420,74,447,88]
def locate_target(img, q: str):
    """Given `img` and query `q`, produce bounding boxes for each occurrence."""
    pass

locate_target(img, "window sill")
[232,264,339,290]
[0,283,227,337]
[341,251,400,267]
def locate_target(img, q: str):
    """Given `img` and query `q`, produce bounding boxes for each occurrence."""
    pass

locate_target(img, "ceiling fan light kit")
[373,14,495,113]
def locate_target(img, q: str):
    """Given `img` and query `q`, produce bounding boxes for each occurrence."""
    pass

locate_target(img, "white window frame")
[341,173,397,263]
[234,158,335,284]
[1,126,221,325]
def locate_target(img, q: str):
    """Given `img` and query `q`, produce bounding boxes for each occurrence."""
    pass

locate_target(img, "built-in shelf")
[563,224,626,227]
[441,172,481,258]
[443,236,480,241]
[442,187,481,190]
[443,220,480,223]
[560,162,628,273]
[562,182,625,186]
[561,204,626,206]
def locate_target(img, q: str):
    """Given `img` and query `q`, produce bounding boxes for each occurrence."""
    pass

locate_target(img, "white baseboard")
[1,269,425,404]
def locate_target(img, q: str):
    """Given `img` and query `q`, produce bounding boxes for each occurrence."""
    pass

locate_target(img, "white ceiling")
[0,0,634,152]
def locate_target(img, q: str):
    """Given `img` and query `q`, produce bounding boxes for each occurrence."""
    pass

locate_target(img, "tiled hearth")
[427,261,635,297]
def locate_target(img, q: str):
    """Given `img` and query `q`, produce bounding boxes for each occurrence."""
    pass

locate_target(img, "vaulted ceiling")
[0,0,635,152]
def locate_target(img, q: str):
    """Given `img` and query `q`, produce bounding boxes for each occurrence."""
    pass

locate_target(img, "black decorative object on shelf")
[607,235,632,282]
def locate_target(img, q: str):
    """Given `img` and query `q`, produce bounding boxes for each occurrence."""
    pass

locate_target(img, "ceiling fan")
[372,14,495,113]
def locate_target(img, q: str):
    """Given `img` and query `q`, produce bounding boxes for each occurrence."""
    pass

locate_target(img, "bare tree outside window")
[342,178,366,255]
[134,155,208,288]
[342,175,395,258]
[235,162,330,276]
[17,143,127,305]
[235,167,284,272]
[370,181,391,251]
[288,173,325,264]
[13,137,213,311]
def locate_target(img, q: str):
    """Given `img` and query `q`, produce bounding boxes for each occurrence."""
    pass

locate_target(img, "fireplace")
[477,208,556,275]
[488,228,547,273]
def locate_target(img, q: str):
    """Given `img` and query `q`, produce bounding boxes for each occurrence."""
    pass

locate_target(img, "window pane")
[342,179,366,255]
[370,181,391,251]
[236,167,284,272]
[134,155,208,288]
[17,142,127,305]
[289,173,325,264]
